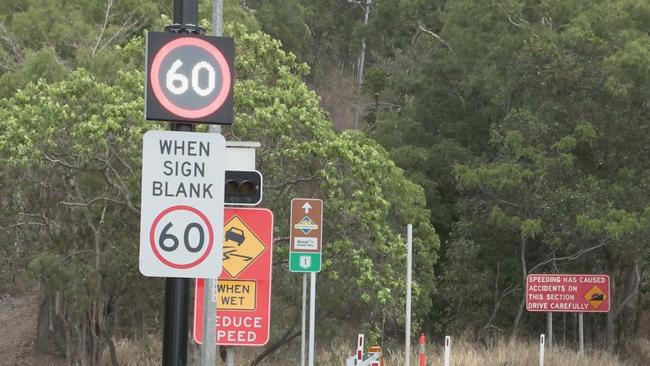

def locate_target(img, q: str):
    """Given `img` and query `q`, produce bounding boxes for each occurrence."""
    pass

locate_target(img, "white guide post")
[405,224,413,366]
[539,334,545,366]
[357,334,365,362]
[444,336,451,366]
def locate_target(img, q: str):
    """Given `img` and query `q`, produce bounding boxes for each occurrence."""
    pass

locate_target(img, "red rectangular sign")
[194,208,273,346]
[526,274,610,313]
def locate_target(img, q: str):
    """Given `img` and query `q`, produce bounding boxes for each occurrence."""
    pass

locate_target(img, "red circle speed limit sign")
[139,131,225,278]
[145,32,234,124]
[149,205,214,269]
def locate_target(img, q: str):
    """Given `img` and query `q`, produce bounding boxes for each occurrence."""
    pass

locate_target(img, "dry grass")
[419,337,629,366]
[102,335,161,366]
[106,335,641,365]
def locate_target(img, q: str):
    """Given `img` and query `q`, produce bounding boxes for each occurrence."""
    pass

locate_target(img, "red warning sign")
[526,274,610,313]
[194,208,273,346]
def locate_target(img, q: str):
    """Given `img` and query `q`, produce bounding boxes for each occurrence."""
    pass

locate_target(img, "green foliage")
[362,0,650,341]
[228,22,439,335]
[0,0,164,97]
[0,5,440,360]
[7,0,650,356]
[361,68,388,96]
[254,0,312,54]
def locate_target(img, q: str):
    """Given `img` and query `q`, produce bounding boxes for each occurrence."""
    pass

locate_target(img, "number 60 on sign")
[145,32,234,125]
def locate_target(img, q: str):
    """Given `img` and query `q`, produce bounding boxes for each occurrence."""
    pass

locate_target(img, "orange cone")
[419,332,426,366]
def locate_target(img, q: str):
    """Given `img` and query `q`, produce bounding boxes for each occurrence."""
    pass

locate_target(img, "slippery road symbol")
[222,216,267,277]
[225,227,245,246]
[224,227,252,261]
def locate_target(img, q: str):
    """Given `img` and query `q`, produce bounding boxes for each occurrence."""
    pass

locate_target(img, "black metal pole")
[173,0,183,24]
[162,1,200,366]
[172,0,199,25]
[163,277,190,366]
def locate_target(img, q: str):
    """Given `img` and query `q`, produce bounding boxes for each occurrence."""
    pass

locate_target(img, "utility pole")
[357,0,371,89]
[200,0,224,365]
[162,2,203,366]
[351,0,371,129]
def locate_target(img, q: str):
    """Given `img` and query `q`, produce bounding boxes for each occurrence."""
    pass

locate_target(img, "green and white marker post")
[289,198,323,366]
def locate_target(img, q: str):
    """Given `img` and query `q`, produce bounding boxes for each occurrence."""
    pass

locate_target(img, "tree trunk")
[511,235,528,341]
[104,330,119,366]
[35,295,52,355]
[606,262,619,353]
[614,261,641,352]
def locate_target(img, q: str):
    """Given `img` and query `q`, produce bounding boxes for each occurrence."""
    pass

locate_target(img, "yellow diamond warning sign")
[584,285,607,310]
[223,215,267,278]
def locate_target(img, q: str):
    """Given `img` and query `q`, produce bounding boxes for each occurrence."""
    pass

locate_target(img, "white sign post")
[539,334,545,366]
[443,336,452,366]
[139,130,225,278]
[405,224,413,366]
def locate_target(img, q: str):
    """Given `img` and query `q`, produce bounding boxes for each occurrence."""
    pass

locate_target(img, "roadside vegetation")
[105,334,640,366]
[1,0,649,365]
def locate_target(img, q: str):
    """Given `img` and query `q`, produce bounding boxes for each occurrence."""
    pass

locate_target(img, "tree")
[0,64,148,364]
[0,6,440,364]
[0,0,164,97]
[225,23,440,355]
[367,0,650,350]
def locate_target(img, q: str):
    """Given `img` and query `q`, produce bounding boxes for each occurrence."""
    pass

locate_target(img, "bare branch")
[11,212,61,230]
[10,221,49,228]
[490,0,528,29]
[0,22,23,62]
[98,202,108,228]
[59,196,127,208]
[96,14,147,55]
[496,197,522,209]
[62,249,93,260]
[18,212,49,219]
[93,0,114,57]
[0,59,12,71]
[503,10,523,28]
[273,237,290,244]
[101,156,140,215]
[111,148,135,175]
[528,238,609,274]
[417,23,452,51]
[482,260,521,334]
[42,153,80,170]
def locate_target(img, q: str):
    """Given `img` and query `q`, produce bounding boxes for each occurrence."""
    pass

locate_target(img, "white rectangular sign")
[139,130,225,278]
[294,237,318,250]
